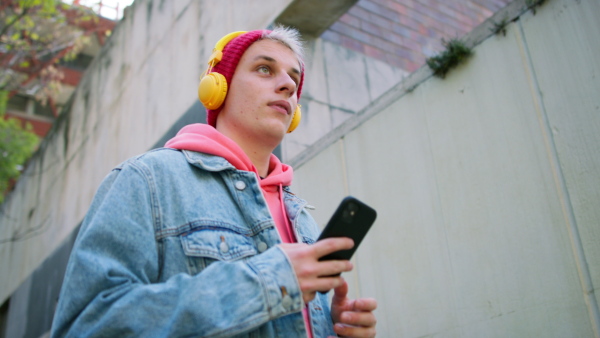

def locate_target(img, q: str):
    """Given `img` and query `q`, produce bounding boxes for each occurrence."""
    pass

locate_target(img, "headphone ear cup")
[287,105,302,133]
[198,72,228,110]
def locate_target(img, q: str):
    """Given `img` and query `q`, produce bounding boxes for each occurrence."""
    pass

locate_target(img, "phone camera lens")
[343,202,359,223]
[348,202,359,213]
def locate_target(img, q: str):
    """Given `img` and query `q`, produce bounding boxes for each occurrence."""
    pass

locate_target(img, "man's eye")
[257,66,270,74]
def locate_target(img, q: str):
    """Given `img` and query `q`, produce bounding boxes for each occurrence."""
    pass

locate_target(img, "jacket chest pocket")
[180,228,258,274]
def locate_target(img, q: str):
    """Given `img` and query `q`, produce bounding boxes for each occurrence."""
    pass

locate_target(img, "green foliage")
[491,17,509,36]
[0,89,6,114]
[426,39,473,79]
[525,0,546,7]
[0,90,38,203]
[526,0,546,14]
[0,0,99,202]
[0,0,95,101]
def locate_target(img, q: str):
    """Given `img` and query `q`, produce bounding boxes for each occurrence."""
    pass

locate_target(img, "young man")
[51,26,377,337]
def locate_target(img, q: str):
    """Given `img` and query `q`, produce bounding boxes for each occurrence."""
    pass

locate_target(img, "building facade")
[3,0,599,337]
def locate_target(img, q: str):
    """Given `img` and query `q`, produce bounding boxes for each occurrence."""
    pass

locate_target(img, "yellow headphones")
[198,31,302,133]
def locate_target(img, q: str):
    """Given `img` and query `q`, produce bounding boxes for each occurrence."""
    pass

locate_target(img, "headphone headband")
[208,31,247,67]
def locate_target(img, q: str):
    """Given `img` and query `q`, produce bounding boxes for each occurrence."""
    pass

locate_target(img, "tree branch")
[0,6,30,38]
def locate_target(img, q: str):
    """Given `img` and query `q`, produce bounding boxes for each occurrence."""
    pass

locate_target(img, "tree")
[0,0,102,202]
[0,0,97,103]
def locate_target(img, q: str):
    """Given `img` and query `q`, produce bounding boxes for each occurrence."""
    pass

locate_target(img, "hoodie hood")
[164,123,293,188]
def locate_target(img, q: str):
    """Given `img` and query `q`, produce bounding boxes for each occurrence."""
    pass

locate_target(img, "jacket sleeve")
[51,161,304,338]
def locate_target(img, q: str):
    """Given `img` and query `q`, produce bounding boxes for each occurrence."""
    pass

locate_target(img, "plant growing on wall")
[426,39,473,79]
[491,17,509,36]
[526,0,546,15]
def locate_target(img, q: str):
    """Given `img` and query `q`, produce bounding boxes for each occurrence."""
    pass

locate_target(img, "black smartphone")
[317,196,377,261]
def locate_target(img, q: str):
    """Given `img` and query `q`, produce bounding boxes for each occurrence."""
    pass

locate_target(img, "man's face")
[217,39,301,146]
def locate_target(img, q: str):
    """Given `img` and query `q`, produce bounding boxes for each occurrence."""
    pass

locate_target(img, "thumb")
[332,278,348,304]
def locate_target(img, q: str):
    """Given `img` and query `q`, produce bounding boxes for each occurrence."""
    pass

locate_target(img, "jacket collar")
[181,150,237,172]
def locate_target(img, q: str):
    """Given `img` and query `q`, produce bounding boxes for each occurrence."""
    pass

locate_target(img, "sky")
[62,0,135,20]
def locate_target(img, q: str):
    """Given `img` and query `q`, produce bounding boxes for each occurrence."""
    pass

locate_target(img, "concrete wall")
[0,0,299,332]
[2,0,599,336]
[0,0,403,336]
[292,0,600,336]
[283,38,407,160]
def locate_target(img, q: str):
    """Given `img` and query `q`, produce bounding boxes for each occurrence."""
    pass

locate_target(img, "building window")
[6,95,30,114]
[59,53,94,72]
[33,100,55,118]
[6,94,56,119]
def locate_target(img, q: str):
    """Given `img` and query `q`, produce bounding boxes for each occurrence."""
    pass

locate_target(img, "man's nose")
[276,73,297,96]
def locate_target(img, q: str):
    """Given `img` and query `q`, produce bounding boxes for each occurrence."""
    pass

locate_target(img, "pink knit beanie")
[206,30,305,127]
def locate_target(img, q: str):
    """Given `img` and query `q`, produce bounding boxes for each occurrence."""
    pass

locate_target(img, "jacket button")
[282,295,293,309]
[257,242,268,253]
[235,181,246,190]
[219,242,229,253]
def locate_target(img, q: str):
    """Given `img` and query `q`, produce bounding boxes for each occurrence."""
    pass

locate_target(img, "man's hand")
[330,279,377,338]
[279,238,354,303]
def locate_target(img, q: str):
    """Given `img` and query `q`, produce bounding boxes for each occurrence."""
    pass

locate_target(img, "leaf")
[0,114,39,203]
[0,90,8,116]
[24,16,35,29]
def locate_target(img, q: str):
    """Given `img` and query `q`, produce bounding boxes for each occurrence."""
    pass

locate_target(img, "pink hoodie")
[165,123,297,243]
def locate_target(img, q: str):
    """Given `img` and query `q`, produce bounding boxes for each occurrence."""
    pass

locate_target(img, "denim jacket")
[51,148,336,337]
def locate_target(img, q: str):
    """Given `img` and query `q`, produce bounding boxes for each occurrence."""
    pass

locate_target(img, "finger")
[352,297,378,312]
[332,278,349,304]
[294,256,352,279]
[334,323,376,338]
[313,237,354,258]
[339,310,377,328]
[318,259,353,278]
[302,291,316,304]
[302,275,346,293]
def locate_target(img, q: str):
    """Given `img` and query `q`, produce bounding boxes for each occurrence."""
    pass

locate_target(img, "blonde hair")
[262,25,305,68]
